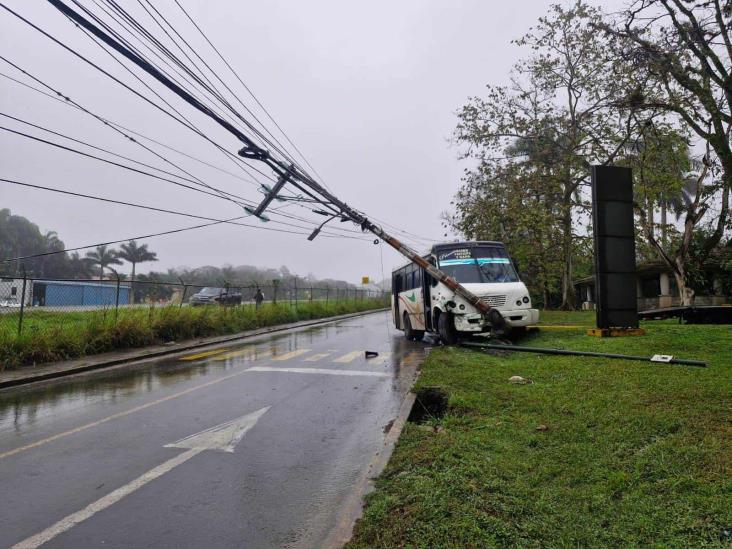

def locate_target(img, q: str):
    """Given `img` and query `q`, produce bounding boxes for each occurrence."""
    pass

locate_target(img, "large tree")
[453,1,638,308]
[598,0,731,300]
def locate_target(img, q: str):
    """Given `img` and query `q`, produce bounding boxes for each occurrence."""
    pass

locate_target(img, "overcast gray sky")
[1,0,620,283]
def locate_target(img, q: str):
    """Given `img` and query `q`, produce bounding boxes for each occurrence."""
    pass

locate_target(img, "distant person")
[255,288,265,309]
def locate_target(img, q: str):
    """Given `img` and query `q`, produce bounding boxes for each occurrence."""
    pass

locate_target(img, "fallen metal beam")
[460,342,706,367]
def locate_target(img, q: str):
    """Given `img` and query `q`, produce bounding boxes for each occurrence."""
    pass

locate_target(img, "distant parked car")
[0,297,21,309]
[189,287,242,306]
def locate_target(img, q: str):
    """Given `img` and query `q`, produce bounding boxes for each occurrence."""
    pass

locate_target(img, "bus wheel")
[404,314,415,341]
[438,312,458,345]
[404,314,425,342]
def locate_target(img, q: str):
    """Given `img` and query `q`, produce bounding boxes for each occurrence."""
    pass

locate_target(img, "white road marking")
[13,408,269,549]
[166,407,269,453]
[333,351,362,363]
[248,366,389,377]
[271,349,310,361]
[304,353,331,362]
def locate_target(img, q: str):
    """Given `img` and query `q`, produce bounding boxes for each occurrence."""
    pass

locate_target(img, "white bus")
[391,241,539,342]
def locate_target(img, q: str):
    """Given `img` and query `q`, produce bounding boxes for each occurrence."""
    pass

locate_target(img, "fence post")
[273,279,278,305]
[326,286,330,306]
[17,268,27,337]
[114,272,121,322]
[294,277,298,312]
[310,286,313,304]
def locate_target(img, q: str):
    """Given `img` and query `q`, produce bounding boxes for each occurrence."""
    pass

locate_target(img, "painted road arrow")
[14,407,270,549]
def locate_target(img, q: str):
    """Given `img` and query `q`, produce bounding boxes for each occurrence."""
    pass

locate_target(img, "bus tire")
[403,313,419,341]
[438,311,458,345]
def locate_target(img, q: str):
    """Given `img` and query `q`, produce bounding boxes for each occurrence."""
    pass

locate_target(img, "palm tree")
[118,241,158,303]
[68,252,94,279]
[118,240,158,282]
[85,245,122,281]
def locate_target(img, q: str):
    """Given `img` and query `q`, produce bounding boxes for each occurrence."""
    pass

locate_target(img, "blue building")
[32,280,131,307]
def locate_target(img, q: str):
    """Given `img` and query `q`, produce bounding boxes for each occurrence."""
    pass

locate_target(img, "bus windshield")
[437,246,519,284]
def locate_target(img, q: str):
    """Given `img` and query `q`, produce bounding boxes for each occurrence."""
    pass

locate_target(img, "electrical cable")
[0,177,371,241]
[0,4,279,189]
[172,0,332,190]
[5,3,436,253]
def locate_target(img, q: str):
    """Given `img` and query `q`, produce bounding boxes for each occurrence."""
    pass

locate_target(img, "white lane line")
[13,447,202,549]
[248,366,389,378]
[271,349,310,361]
[13,408,269,549]
[304,353,331,362]
[333,351,362,363]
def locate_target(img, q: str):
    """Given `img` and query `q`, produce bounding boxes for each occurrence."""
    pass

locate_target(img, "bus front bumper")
[455,308,539,331]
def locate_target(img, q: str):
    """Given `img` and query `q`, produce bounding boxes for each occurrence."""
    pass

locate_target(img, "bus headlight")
[523,296,530,303]
[516,299,522,306]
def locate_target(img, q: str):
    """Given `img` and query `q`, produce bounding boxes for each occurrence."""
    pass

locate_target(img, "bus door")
[392,271,403,328]
[422,260,434,331]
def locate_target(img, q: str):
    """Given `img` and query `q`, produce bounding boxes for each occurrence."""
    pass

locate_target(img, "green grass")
[0,298,388,370]
[349,311,732,547]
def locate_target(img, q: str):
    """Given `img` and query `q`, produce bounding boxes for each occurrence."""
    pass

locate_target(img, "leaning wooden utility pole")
[238,148,506,330]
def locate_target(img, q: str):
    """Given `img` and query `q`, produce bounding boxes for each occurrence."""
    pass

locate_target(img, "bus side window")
[394,273,402,293]
[414,269,422,289]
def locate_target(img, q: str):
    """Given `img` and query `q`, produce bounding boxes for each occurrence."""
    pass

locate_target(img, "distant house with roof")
[574,260,729,311]
[0,278,131,307]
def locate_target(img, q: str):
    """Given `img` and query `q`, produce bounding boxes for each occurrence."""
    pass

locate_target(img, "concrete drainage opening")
[408,387,449,423]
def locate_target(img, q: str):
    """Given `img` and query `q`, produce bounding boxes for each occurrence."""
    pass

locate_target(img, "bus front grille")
[481,295,507,307]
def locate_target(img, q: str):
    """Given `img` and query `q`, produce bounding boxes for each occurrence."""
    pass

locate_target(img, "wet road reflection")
[0,311,430,548]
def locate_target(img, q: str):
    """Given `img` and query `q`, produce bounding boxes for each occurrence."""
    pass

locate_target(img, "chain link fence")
[0,275,388,341]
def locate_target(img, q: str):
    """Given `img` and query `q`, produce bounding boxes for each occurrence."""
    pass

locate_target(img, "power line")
[0,178,370,241]
[7,3,439,259]
[11,1,346,222]
[0,71,360,236]
[0,4,279,188]
[0,60,259,191]
[0,117,366,236]
[172,0,331,189]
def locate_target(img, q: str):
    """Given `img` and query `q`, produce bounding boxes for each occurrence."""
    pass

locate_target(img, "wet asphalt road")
[0,311,428,548]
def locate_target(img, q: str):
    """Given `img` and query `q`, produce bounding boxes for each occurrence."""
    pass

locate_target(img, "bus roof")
[430,241,505,253]
[391,241,507,273]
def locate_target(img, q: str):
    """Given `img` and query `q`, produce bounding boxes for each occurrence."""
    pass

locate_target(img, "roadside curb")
[0,308,388,390]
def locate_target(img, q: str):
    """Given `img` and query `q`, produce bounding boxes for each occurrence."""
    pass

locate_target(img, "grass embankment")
[0,298,387,370]
[350,311,732,547]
